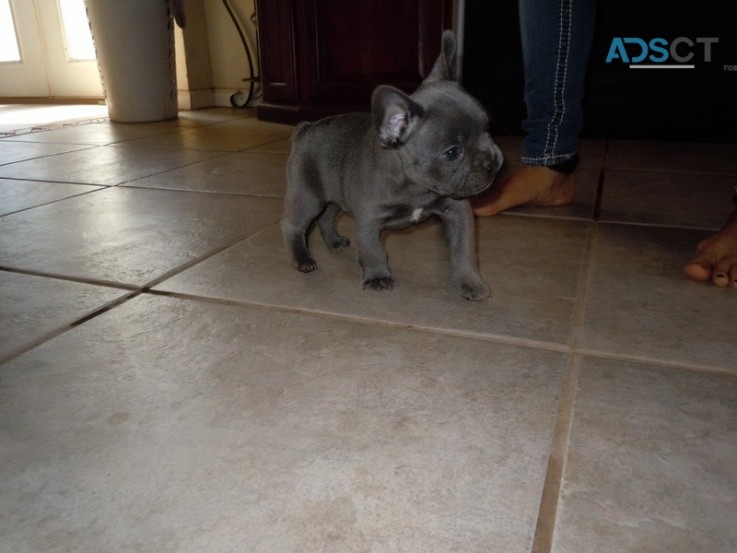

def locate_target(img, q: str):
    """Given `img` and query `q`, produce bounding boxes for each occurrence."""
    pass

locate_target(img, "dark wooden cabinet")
[255,0,454,123]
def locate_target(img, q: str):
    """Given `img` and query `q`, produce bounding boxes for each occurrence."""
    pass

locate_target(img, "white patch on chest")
[410,207,423,222]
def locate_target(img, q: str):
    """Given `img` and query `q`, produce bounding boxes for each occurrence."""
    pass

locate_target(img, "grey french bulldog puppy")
[281,30,503,301]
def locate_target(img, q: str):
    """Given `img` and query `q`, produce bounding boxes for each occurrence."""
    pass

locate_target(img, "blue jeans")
[519,0,596,169]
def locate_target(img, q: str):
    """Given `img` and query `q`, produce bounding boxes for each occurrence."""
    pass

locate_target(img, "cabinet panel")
[257,0,453,123]
[255,0,298,102]
[310,1,422,84]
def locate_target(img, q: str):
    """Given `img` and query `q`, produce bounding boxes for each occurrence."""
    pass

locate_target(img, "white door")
[0,0,103,98]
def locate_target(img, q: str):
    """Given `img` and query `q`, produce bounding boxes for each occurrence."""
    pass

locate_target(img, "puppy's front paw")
[294,255,317,273]
[362,276,396,291]
[457,275,490,301]
[288,242,317,273]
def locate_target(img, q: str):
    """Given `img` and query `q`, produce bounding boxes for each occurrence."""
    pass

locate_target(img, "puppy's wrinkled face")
[373,81,503,198]
[402,86,503,197]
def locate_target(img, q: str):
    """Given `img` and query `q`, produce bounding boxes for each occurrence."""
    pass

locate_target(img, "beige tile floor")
[0,106,736,553]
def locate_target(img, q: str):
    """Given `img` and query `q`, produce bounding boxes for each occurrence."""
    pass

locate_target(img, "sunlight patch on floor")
[0,104,108,135]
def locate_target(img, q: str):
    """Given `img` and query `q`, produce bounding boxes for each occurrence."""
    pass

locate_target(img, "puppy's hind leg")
[317,203,351,250]
[281,180,325,273]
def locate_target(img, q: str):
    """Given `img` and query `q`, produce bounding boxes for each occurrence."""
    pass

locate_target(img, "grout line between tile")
[575,347,737,379]
[112,151,234,187]
[0,144,99,166]
[0,186,110,218]
[144,287,572,355]
[239,149,292,157]
[105,128,196,148]
[118,182,285,200]
[566,224,600,350]
[531,222,599,553]
[592,168,605,221]
[603,165,737,178]
[595,219,723,233]
[591,139,609,221]
[605,166,737,178]
[531,354,580,553]
[498,211,594,223]
[69,290,142,328]
[601,138,611,167]
[0,266,139,291]
[0,175,107,186]
[0,290,140,365]
[140,222,282,291]
[240,135,295,153]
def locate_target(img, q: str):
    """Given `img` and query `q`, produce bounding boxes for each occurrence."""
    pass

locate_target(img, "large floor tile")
[156,214,589,345]
[0,293,565,553]
[600,170,736,229]
[606,140,737,175]
[0,187,282,286]
[248,136,292,155]
[0,145,225,185]
[0,271,127,361]
[553,356,737,553]
[0,141,91,165]
[127,151,287,197]
[113,119,293,152]
[580,224,737,370]
[0,179,103,216]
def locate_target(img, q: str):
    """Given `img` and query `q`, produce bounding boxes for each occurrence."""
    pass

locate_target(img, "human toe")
[712,257,737,287]
[684,259,712,282]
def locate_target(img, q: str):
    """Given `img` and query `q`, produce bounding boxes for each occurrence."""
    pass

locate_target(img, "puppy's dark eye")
[443,146,462,162]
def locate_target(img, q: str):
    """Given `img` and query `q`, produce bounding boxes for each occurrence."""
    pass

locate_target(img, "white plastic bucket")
[86,0,178,122]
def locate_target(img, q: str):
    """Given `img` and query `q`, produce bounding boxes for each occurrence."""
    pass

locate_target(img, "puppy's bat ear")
[371,85,424,148]
[425,30,457,82]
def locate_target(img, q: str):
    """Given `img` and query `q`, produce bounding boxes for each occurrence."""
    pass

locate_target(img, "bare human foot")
[684,208,737,288]
[471,165,575,216]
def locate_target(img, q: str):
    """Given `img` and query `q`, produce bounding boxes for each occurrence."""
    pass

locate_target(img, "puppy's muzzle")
[464,146,503,195]
[484,144,504,175]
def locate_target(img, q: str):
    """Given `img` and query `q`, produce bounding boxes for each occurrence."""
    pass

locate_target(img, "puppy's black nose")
[474,146,503,176]
[477,155,498,175]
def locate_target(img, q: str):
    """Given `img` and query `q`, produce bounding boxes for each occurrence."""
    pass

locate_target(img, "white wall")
[176,0,259,108]
[206,0,259,107]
